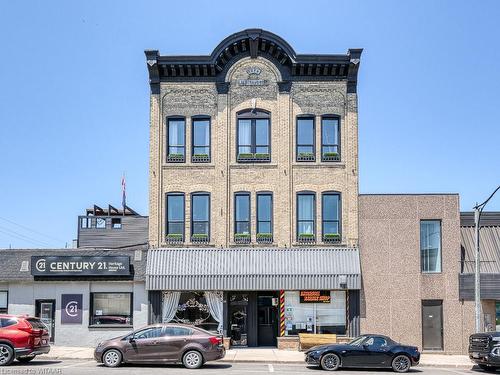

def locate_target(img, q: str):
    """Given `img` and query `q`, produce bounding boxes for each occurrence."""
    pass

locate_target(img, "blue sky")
[0,0,499,248]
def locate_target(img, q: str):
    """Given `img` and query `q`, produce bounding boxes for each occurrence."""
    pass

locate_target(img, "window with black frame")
[297,117,315,161]
[166,193,184,243]
[234,192,250,243]
[297,192,315,242]
[90,293,132,326]
[191,193,209,243]
[322,192,341,243]
[421,220,441,273]
[237,111,270,162]
[192,118,210,163]
[167,118,185,162]
[256,193,273,243]
[321,117,340,161]
[0,291,7,314]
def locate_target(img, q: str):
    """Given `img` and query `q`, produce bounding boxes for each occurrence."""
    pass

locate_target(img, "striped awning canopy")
[146,247,361,291]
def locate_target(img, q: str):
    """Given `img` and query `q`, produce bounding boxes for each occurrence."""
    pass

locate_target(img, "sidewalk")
[40,346,475,368]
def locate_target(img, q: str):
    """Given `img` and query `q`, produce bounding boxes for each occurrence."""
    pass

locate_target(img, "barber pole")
[279,290,285,336]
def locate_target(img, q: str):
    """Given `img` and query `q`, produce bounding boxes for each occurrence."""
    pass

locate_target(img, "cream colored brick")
[148,57,358,249]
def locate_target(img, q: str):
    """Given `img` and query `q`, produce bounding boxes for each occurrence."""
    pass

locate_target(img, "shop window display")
[284,291,346,335]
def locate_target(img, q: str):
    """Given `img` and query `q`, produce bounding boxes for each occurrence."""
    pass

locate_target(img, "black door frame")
[35,299,56,343]
[225,291,279,347]
[421,299,444,350]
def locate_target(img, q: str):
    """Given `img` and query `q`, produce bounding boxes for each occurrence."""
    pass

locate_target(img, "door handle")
[146,341,159,346]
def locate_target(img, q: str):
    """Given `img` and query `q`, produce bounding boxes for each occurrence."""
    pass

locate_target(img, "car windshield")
[349,336,367,346]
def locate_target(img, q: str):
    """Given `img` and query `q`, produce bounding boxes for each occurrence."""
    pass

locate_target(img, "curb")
[39,356,475,368]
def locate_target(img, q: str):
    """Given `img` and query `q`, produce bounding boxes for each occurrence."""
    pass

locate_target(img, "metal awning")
[146,247,361,291]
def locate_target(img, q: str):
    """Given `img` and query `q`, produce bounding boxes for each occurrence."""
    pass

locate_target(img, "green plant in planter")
[166,234,183,240]
[257,233,272,240]
[192,234,209,239]
[324,233,341,240]
[323,152,339,158]
[298,152,314,159]
[193,153,209,158]
[168,153,184,159]
[238,153,254,159]
[254,153,270,159]
[298,233,315,239]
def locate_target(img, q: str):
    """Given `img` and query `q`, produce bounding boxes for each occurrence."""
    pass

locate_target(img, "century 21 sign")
[31,256,130,276]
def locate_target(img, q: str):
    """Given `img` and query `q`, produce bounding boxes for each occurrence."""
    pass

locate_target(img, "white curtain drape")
[162,291,181,323]
[205,291,223,333]
[238,120,251,147]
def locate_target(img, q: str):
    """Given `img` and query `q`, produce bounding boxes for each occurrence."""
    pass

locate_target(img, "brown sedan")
[94,324,225,369]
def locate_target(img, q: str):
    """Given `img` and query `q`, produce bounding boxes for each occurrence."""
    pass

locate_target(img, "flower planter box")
[322,153,340,162]
[297,234,316,244]
[323,234,341,243]
[237,153,270,162]
[192,154,210,163]
[191,235,209,244]
[256,234,273,244]
[297,153,315,162]
[234,234,251,244]
[167,154,185,163]
[166,234,184,244]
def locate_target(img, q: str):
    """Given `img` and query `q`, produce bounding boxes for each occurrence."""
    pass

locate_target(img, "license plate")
[42,339,47,345]
[473,352,480,359]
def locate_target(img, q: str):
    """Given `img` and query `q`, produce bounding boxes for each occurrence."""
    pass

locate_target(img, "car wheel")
[183,350,203,369]
[0,344,14,366]
[17,356,36,363]
[320,353,341,371]
[102,349,122,368]
[392,354,411,373]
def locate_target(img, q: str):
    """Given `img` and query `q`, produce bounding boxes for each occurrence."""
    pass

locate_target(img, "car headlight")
[491,346,500,356]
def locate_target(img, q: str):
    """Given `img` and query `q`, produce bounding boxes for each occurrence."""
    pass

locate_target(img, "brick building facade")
[144,29,363,348]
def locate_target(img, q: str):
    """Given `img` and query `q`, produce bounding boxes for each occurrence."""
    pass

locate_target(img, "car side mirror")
[362,343,369,349]
[129,336,135,343]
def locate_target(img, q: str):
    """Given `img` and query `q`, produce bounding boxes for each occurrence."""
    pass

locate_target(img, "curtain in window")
[205,291,224,333]
[298,195,314,234]
[238,120,252,153]
[162,291,181,323]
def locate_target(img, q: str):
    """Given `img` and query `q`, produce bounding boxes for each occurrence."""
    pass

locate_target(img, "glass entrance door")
[229,293,248,347]
[257,295,278,346]
[422,300,443,350]
[36,300,55,343]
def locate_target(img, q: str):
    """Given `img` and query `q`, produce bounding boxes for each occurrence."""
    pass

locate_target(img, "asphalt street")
[0,360,483,375]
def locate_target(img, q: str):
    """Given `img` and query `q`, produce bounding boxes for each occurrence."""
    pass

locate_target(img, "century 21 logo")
[35,258,46,272]
[65,300,79,317]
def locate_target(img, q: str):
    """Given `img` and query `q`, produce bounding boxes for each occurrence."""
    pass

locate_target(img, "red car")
[0,314,50,366]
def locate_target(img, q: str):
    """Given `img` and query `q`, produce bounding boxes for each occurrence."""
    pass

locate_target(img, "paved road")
[0,360,482,375]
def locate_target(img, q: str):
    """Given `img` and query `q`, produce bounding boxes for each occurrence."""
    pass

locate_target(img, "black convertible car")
[305,334,420,372]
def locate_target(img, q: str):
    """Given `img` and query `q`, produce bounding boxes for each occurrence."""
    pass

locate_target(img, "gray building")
[77,205,148,248]
[0,247,148,347]
[459,211,500,332]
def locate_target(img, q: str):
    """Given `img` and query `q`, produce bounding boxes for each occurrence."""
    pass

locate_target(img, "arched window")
[322,192,341,243]
[191,192,210,242]
[297,191,316,243]
[166,117,186,163]
[166,193,184,242]
[237,110,270,162]
[321,116,340,162]
[234,191,251,244]
[191,116,211,163]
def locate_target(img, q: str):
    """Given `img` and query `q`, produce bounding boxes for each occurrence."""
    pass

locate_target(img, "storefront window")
[284,291,346,335]
[90,293,132,326]
[0,291,7,314]
[496,302,500,331]
[169,292,219,332]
